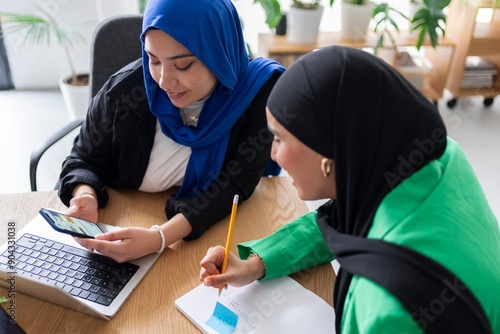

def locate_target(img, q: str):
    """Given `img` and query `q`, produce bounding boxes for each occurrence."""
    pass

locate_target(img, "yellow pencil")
[219,194,239,297]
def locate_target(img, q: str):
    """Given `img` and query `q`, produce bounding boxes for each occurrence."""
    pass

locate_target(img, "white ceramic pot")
[340,1,376,43]
[59,74,90,120]
[287,6,324,44]
[376,48,398,66]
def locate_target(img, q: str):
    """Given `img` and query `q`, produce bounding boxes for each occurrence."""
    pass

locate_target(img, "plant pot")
[340,1,376,43]
[376,48,398,66]
[59,73,90,120]
[275,13,287,36]
[287,6,324,44]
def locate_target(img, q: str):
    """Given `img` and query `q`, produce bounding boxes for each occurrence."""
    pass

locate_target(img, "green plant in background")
[254,0,335,29]
[372,2,409,55]
[0,5,86,85]
[254,0,283,28]
[291,0,322,9]
[290,0,336,9]
[411,0,451,50]
[139,0,149,13]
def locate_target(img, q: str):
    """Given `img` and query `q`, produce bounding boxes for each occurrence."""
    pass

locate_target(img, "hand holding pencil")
[199,195,267,291]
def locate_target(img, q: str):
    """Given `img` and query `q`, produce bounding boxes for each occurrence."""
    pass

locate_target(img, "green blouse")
[237,138,500,333]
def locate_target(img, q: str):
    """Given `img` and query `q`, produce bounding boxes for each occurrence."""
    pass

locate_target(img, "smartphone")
[39,208,105,238]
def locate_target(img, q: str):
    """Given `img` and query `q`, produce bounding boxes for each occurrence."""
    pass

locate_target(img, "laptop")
[0,210,160,320]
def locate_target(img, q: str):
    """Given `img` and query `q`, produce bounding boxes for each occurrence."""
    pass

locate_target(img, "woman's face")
[266,108,336,200]
[144,29,218,109]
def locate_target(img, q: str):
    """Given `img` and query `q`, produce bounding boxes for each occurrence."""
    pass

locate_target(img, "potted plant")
[254,0,334,43]
[340,0,377,42]
[0,5,89,120]
[410,0,451,50]
[287,0,325,43]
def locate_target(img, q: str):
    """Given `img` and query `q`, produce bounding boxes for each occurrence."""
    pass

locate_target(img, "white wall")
[1,0,340,89]
[1,0,414,88]
[0,0,140,89]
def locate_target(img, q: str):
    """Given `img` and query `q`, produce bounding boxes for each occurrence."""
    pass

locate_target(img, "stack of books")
[461,56,497,89]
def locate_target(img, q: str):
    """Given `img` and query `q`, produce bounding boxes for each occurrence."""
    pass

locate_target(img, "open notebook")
[175,276,335,333]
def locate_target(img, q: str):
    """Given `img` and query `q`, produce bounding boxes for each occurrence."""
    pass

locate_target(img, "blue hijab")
[141,0,284,198]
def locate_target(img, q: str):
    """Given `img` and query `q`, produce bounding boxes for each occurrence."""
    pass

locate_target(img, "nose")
[158,66,177,90]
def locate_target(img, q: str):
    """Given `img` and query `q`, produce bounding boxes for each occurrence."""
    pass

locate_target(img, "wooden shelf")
[444,0,500,101]
[258,31,455,102]
[469,22,500,55]
[259,31,453,57]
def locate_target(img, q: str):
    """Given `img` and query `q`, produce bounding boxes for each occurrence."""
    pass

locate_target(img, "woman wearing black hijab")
[200,46,499,333]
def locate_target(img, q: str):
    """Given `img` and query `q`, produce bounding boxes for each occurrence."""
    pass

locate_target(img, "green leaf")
[371,2,409,50]
[374,34,384,56]
[254,0,282,28]
[410,0,450,49]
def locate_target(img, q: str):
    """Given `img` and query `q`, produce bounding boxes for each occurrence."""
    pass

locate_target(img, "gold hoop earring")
[321,158,332,178]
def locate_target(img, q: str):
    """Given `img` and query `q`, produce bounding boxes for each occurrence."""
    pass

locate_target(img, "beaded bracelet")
[247,253,266,279]
[150,225,166,254]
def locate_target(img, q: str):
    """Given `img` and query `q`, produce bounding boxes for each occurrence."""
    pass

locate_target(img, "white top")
[138,120,191,193]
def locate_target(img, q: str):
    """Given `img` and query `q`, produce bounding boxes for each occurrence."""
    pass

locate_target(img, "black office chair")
[30,14,143,191]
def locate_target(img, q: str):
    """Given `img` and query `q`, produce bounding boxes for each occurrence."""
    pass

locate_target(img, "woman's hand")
[67,191,99,223]
[200,245,265,290]
[74,227,161,263]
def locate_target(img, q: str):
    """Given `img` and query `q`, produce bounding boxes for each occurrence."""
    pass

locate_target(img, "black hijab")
[268,45,446,236]
[268,46,491,333]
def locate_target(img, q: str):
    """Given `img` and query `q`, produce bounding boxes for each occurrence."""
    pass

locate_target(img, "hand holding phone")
[39,208,105,238]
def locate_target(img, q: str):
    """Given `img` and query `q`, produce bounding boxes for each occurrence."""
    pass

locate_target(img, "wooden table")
[0,176,335,333]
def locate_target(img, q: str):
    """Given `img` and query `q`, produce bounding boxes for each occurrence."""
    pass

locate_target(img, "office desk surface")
[0,177,335,333]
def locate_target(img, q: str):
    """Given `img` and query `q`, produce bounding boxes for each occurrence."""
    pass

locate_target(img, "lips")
[166,91,185,100]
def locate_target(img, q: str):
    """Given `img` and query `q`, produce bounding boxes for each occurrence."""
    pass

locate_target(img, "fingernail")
[204,278,212,286]
[70,205,77,211]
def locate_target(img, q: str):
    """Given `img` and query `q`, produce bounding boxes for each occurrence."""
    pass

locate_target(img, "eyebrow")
[145,49,194,61]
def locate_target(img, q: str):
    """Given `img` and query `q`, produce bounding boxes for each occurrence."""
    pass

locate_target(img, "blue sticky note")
[205,301,239,334]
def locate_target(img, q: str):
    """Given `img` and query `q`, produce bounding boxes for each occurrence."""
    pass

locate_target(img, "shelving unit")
[444,0,500,108]
[258,31,455,104]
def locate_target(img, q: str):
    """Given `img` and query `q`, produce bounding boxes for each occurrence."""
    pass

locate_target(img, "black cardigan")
[58,59,281,240]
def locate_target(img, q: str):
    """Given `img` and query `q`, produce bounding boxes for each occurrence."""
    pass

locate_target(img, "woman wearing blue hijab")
[59,0,285,262]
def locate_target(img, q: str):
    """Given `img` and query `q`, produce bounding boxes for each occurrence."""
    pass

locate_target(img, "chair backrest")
[30,14,144,191]
[90,14,143,98]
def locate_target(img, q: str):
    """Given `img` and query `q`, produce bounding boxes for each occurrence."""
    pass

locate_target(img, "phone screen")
[39,208,104,238]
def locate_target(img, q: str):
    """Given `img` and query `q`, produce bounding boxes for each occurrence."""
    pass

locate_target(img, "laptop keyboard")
[0,233,139,306]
